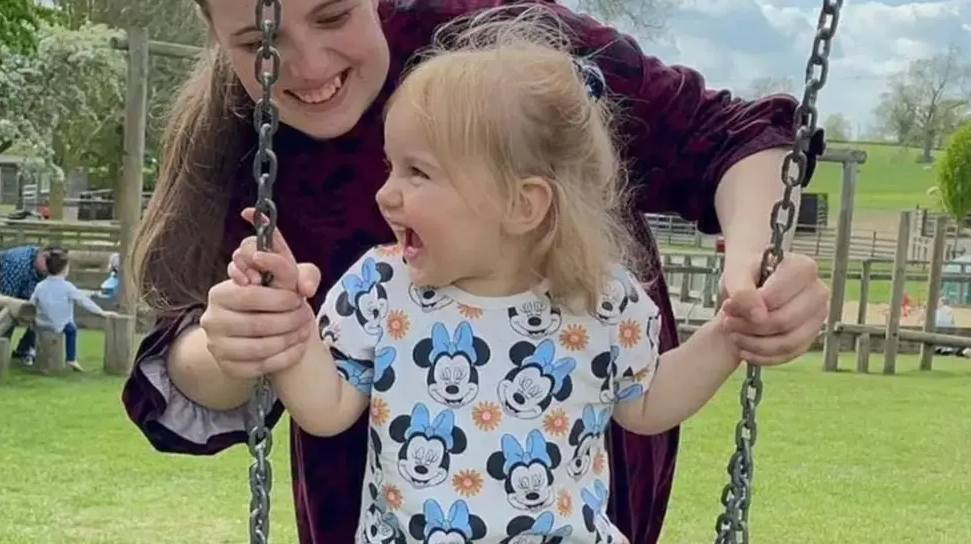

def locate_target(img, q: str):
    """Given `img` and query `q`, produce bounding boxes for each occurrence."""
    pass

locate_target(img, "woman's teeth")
[291,73,344,104]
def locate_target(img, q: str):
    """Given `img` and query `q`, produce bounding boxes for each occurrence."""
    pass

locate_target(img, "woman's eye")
[410,167,429,179]
[316,11,351,28]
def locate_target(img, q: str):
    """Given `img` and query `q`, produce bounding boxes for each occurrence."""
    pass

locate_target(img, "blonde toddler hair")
[387,5,640,313]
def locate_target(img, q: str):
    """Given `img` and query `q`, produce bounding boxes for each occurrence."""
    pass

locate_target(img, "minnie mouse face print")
[497,340,576,420]
[409,283,454,312]
[361,483,407,544]
[486,430,562,512]
[565,405,611,481]
[507,298,562,340]
[334,257,395,336]
[388,403,468,489]
[413,321,492,408]
[594,271,639,325]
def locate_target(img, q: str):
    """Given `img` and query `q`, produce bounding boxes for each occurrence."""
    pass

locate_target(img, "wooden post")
[117,27,149,316]
[702,255,716,308]
[919,216,948,371]
[883,210,912,375]
[104,314,136,375]
[109,36,202,59]
[823,158,859,372]
[855,332,870,373]
[0,337,9,378]
[856,259,872,325]
[679,256,692,301]
[714,254,726,311]
[35,329,66,374]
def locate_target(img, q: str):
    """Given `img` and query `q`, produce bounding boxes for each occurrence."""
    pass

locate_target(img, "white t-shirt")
[319,245,661,544]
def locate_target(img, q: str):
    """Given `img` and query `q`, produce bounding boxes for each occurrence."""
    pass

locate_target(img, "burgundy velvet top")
[122,0,816,542]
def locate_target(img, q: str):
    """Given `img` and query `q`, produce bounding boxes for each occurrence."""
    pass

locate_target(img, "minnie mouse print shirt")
[318,244,661,544]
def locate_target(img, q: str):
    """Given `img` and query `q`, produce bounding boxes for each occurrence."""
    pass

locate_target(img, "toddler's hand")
[200,208,323,380]
[227,208,320,299]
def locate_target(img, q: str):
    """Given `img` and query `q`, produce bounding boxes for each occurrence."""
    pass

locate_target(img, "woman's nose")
[284,41,335,84]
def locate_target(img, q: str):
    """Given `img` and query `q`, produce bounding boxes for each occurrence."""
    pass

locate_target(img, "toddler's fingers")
[296,263,322,298]
[227,262,251,286]
[241,208,297,262]
[232,242,264,285]
[253,251,300,291]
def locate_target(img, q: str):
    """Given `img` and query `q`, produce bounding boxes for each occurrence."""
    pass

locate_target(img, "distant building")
[0,154,26,206]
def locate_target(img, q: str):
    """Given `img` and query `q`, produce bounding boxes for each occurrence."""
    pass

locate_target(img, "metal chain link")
[247,0,282,543]
[713,1,842,543]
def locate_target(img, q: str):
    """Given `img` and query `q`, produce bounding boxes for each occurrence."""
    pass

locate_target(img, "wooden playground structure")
[664,148,971,376]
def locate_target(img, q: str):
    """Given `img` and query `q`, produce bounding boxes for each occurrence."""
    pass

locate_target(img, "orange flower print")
[618,319,641,348]
[370,397,390,426]
[556,489,573,517]
[543,408,570,437]
[457,303,484,319]
[559,324,589,351]
[385,310,410,340]
[381,484,403,510]
[452,469,484,497]
[592,450,606,475]
[375,243,401,257]
[472,401,502,431]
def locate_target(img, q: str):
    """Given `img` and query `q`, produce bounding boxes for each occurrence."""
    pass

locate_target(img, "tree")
[746,76,794,99]
[822,113,852,141]
[51,0,206,192]
[575,0,671,36]
[0,0,60,54]
[937,121,971,226]
[873,45,971,162]
[0,22,127,218]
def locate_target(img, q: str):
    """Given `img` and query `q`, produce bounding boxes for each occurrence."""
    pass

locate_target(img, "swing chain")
[248,0,282,543]
[713,1,841,543]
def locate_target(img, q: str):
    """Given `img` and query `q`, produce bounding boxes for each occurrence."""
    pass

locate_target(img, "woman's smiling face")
[203,0,391,139]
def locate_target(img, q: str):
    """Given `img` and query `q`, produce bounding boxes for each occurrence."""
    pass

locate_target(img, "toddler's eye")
[410,166,429,179]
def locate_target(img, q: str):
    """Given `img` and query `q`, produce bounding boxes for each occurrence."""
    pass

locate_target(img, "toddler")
[231,9,761,544]
[29,249,109,371]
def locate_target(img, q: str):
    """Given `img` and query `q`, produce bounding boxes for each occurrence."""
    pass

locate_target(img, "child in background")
[226,7,795,543]
[29,249,110,371]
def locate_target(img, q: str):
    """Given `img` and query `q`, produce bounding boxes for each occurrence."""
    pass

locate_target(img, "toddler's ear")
[504,176,552,236]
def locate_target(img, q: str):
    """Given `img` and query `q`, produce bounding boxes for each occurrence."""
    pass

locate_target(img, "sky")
[606,0,971,135]
[32,0,970,134]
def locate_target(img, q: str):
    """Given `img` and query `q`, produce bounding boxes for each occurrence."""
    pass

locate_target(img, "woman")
[122,0,829,542]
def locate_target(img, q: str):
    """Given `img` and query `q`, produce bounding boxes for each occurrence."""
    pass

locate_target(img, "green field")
[810,141,941,217]
[1,329,968,544]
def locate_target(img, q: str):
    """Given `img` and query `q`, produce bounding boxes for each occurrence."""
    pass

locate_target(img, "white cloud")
[632,0,971,132]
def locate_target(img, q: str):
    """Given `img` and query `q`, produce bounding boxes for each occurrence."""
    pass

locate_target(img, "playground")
[1,0,969,541]
[0,335,967,544]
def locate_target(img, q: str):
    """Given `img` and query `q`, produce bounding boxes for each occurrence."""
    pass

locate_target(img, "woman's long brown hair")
[129,41,253,316]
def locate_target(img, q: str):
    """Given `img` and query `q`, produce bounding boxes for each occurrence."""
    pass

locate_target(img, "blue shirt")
[0,245,43,299]
[30,275,105,331]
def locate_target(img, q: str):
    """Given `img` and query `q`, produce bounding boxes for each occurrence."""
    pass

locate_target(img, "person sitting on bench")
[28,249,110,371]
[0,244,58,359]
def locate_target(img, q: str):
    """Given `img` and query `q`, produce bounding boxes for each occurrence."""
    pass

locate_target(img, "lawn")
[1,330,969,544]
[810,141,941,216]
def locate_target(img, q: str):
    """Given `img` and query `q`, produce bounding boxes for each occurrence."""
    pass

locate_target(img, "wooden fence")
[660,212,971,375]
[647,213,925,261]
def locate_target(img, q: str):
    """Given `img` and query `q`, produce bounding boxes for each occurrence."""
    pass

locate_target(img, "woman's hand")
[718,250,829,365]
[199,208,322,380]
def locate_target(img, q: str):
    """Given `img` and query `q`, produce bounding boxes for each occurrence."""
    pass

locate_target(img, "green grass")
[811,142,940,214]
[1,330,969,543]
